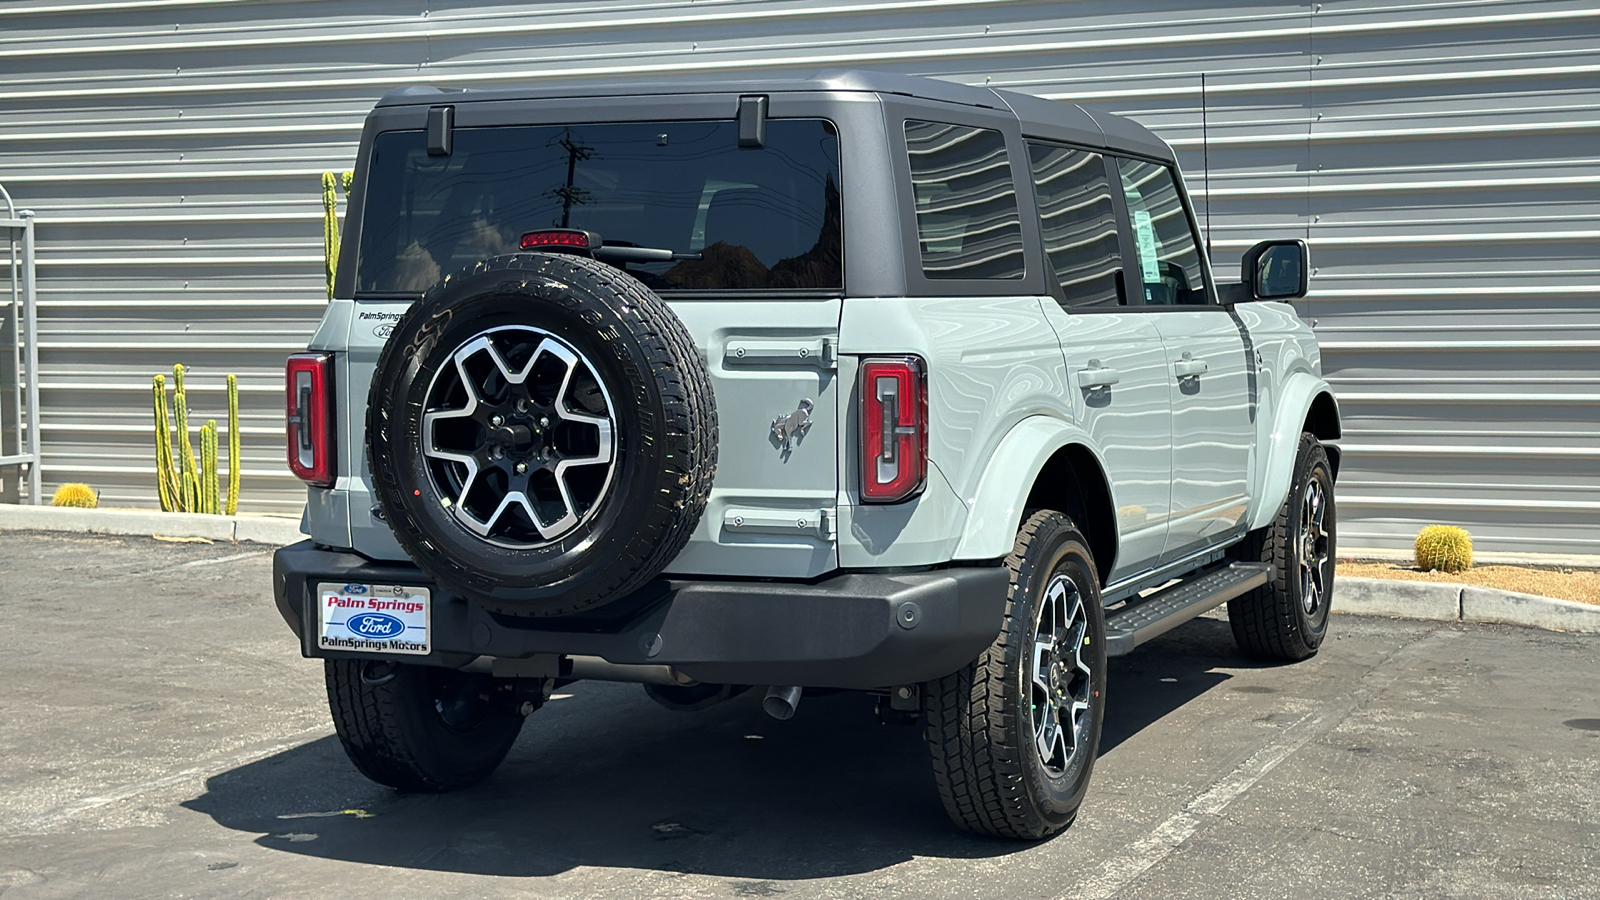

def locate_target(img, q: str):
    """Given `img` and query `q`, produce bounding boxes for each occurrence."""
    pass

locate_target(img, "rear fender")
[1250,373,1341,531]
[952,416,1098,561]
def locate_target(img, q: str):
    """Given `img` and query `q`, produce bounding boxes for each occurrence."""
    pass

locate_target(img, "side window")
[1115,158,1209,306]
[1027,143,1123,308]
[904,120,1025,280]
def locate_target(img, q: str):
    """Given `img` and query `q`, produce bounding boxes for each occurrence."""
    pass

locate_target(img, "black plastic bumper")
[273,541,1008,690]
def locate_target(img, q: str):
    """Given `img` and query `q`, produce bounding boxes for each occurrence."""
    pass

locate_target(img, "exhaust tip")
[762,685,803,720]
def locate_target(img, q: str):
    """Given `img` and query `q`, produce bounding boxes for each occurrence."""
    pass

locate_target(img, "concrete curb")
[1336,576,1600,634]
[3,509,1595,632]
[0,504,304,545]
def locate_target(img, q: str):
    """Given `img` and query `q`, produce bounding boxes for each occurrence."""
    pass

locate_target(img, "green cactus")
[151,365,238,514]
[152,374,179,512]
[181,467,197,514]
[226,374,240,515]
[174,365,200,503]
[1415,525,1473,574]
[200,420,219,514]
[322,170,355,300]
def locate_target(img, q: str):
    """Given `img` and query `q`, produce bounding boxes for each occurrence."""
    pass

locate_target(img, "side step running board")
[1104,562,1272,657]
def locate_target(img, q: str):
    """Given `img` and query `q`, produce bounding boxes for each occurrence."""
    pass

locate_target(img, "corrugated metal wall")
[0,0,1594,554]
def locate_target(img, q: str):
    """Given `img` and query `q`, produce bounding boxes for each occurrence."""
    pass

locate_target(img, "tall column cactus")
[173,364,200,511]
[226,374,241,515]
[322,171,355,300]
[200,420,220,515]
[152,374,180,511]
[151,365,237,514]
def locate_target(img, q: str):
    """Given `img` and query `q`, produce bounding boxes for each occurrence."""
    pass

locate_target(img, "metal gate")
[0,182,39,504]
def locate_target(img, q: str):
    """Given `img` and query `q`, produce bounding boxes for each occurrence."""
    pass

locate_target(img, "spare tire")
[368,253,716,617]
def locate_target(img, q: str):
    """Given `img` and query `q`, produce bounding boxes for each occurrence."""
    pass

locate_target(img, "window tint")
[1027,143,1122,308]
[904,120,1025,280]
[1115,158,1209,306]
[357,120,841,294]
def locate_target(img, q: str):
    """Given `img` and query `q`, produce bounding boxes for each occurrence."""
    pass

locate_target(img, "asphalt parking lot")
[2,531,1598,899]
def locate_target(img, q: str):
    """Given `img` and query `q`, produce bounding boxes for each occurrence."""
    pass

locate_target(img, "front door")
[1026,141,1172,583]
[1113,157,1254,562]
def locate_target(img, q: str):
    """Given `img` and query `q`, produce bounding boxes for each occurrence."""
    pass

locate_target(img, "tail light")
[286,353,335,487]
[860,356,927,503]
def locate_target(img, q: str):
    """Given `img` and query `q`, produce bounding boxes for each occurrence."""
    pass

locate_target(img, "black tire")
[368,253,717,617]
[1229,432,1335,661]
[922,510,1108,840]
[325,659,525,792]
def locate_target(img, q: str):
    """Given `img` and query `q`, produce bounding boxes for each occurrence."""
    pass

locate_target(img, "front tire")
[922,510,1107,840]
[325,660,526,792]
[1228,432,1336,661]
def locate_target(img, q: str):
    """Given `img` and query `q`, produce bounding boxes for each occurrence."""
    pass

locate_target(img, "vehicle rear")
[299,87,879,583]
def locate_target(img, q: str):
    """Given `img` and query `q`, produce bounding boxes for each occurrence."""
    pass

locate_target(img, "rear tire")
[922,510,1107,840]
[1228,432,1335,661]
[325,660,525,792]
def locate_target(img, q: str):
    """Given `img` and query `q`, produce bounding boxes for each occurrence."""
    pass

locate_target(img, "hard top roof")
[376,69,1174,161]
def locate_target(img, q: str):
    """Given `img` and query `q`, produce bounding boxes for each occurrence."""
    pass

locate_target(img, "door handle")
[1174,356,1208,379]
[1076,364,1120,389]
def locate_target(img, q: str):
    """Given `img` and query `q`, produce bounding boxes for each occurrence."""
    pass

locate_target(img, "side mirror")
[1241,239,1309,301]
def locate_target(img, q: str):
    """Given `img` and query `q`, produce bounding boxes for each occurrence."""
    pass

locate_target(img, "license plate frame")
[316,582,432,656]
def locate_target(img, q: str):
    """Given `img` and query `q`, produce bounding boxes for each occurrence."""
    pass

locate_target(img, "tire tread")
[923,510,1102,840]
[1228,432,1332,661]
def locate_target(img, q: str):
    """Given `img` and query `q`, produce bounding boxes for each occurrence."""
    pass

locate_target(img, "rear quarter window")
[357,119,842,294]
[903,120,1025,280]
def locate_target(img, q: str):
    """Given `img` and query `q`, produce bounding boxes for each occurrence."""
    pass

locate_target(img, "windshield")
[356,119,842,294]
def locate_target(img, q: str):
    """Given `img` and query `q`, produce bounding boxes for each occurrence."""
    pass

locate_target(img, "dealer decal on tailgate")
[317,583,431,655]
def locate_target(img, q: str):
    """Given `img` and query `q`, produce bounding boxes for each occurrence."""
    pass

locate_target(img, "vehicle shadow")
[185,616,1253,879]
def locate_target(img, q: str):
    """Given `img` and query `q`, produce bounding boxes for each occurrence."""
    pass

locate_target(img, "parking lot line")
[1067,630,1453,900]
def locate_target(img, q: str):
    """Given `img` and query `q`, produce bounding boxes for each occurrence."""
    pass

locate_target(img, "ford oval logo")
[350,613,404,637]
[374,324,395,339]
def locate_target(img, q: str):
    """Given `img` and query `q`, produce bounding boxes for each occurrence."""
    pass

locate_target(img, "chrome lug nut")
[490,415,505,427]
[539,416,550,428]
[515,461,528,474]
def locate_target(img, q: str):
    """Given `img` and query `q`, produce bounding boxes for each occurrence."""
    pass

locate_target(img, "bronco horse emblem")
[770,398,814,459]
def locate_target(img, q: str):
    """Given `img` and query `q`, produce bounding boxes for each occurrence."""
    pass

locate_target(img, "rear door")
[346,113,843,577]
[1026,141,1172,583]
[1112,157,1254,561]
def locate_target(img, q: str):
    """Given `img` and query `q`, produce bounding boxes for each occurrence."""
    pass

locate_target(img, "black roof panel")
[375,70,1172,161]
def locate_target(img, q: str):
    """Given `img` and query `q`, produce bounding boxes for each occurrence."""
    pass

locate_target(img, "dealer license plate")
[317,582,431,655]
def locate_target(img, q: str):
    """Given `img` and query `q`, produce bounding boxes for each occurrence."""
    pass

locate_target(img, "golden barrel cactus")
[51,483,99,508]
[1415,525,1473,573]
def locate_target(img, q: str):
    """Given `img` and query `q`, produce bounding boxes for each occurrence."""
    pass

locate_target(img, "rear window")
[356,119,841,294]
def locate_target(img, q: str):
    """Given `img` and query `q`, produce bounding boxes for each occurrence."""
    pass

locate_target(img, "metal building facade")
[0,1,1595,556]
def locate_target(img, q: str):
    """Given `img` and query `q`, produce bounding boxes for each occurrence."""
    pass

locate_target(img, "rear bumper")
[272,540,1007,689]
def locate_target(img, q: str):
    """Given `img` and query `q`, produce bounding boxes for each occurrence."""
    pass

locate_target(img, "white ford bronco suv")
[272,71,1340,840]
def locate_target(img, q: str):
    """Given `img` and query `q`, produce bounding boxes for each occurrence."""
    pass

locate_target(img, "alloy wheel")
[1031,573,1094,777]
[1298,476,1332,615]
[421,326,616,549]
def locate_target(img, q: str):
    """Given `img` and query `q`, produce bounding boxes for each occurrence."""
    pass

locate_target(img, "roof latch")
[427,106,454,156]
[737,95,767,149]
